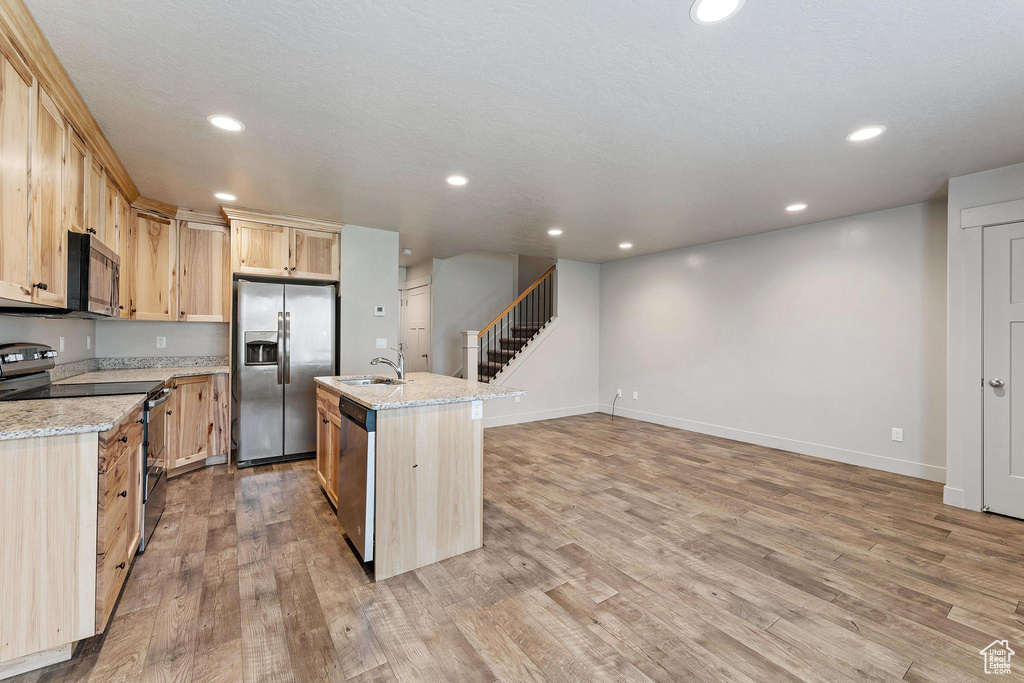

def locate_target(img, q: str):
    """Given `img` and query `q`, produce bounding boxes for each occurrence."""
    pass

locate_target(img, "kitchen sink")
[340,377,403,386]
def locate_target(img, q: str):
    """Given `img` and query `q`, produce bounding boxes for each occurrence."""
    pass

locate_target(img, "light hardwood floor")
[10,413,1024,682]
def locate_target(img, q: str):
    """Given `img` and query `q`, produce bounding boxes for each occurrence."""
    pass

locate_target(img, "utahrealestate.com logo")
[980,640,1014,675]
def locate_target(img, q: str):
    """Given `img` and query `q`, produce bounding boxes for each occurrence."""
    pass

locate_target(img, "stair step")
[511,323,544,334]
[487,348,517,362]
[498,337,530,349]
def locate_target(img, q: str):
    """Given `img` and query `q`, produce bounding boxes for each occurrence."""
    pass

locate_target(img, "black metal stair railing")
[477,265,555,383]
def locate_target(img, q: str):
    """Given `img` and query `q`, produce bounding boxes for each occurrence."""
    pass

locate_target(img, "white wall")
[340,225,400,374]
[0,315,96,363]
[945,161,1024,508]
[431,251,516,376]
[95,320,229,358]
[516,255,555,295]
[600,201,947,481]
[486,260,600,427]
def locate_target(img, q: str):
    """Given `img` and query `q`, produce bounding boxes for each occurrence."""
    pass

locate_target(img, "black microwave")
[66,231,120,317]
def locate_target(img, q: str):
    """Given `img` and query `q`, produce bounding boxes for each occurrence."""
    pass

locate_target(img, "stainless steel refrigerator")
[235,280,336,467]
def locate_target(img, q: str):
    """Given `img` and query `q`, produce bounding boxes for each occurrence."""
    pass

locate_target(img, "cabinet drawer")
[103,454,130,524]
[97,508,130,631]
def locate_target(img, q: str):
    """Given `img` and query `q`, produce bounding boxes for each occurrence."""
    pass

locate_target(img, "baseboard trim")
[599,404,946,483]
[942,486,966,508]
[0,642,73,679]
[484,404,599,429]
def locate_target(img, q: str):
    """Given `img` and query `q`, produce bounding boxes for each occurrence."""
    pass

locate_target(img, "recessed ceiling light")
[214,192,237,201]
[401,247,413,255]
[207,115,244,132]
[547,228,563,236]
[446,175,468,186]
[786,203,808,212]
[845,125,886,142]
[619,242,633,249]
[690,0,746,24]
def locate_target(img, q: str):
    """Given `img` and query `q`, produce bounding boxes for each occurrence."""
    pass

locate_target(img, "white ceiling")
[26,0,1024,265]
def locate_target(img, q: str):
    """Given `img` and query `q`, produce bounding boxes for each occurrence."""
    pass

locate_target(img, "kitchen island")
[314,372,524,580]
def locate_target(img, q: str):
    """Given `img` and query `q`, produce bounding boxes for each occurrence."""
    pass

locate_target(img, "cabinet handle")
[118,435,128,443]
[322,418,329,424]
[118,490,127,498]
[166,410,172,415]
[116,562,126,570]
[130,308,137,314]
[32,282,48,290]
[118,305,124,310]
[290,266,297,271]
[87,227,97,234]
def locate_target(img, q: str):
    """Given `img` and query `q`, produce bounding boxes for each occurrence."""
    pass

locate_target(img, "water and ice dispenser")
[244,331,279,366]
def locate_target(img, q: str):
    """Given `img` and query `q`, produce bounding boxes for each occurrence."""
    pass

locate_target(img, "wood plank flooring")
[10,413,1024,682]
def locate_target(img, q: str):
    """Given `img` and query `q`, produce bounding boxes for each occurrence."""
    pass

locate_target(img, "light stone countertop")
[315,372,525,410]
[0,394,146,441]
[0,366,229,441]
[56,366,229,385]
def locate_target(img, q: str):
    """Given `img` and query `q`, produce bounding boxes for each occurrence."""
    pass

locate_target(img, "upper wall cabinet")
[291,227,340,280]
[103,174,119,252]
[178,221,230,322]
[86,157,104,241]
[223,207,344,282]
[115,193,131,317]
[232,220,289,276]
[31,86,67,307]
[0,47,32,304]
[126,212,176,320]
[63,125,88,236]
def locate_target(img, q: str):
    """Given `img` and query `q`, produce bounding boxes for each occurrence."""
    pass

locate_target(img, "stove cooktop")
[0,380,163,401]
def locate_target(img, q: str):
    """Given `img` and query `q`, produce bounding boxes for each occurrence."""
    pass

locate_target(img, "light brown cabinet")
[115,194,131,317]
[95,405,143,633]
[316,405,341,506]
[178,221,230,322]
[63,125,88,236]
[102,174,119,252]
[0,50,32,304]
[167,375,210,472]
[125,212,176,320]
[231,220,340,281]
[85,157,103,241]
[291,227,340,280]
[31,86,67,308]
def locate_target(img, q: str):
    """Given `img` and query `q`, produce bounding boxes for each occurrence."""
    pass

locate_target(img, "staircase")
[477,266,555,382]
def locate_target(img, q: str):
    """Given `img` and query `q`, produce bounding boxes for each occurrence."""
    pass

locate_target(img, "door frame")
[954,198,1024,511]
[399,275,431,373]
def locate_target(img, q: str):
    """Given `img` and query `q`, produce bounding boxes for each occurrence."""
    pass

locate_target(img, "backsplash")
[49,356,229,382]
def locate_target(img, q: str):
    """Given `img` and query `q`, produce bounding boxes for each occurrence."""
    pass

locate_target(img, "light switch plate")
[376,338,387,349]
[156,336,167,349]
[471,400,483,420]
[86,335,91,350]
[59,336,65,352]
[632,391,639,400]
[374,305,386,317]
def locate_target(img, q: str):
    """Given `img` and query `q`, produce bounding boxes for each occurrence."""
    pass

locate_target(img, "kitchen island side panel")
[373,401,483,580]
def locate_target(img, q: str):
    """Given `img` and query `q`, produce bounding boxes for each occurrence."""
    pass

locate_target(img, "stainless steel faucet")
[371,347,405,380]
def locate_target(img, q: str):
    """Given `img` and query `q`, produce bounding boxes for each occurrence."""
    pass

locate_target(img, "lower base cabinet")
[164,373,229,477]
[96,405,144,632]
[316,390,341,506]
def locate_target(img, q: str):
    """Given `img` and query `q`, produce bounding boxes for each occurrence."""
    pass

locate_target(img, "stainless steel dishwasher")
[337,397,376,562]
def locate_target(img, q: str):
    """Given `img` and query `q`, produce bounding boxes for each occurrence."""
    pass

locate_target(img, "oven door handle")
[147,388,171,409]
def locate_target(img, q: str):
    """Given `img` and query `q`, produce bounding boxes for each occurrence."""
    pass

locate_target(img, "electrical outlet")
[891,427,903,443]
[616,389,622,397]
[86,335,91,350]
[376,338,387,349]
[374,305,386,317]
[59,336,65,352]
[515,396,520,403]
[156,336,166,349]
[471,400,483,420]
[632,391,639,400]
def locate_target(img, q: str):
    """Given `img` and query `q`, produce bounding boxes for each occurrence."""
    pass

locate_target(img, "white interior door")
[983,221,1024,519]
[405,284,431,373]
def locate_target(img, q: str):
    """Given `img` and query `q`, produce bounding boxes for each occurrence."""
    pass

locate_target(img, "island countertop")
[314,372,525,410]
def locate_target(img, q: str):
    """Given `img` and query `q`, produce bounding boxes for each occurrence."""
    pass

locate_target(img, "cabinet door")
[127,425,143,557]
[31,86,66,307]
[291,227,340,280]
[327,410,341,505]
[0,52,32,303]
[86,157,103,239]
[316,405,331,492]
[115,195,131,317]
[63,125,87,235]
[178,221,230,321]
[232,220,288,276]
[171,375,210,469]
[102,174,118,251]
[210,374,230,457]
[128,213,176,320]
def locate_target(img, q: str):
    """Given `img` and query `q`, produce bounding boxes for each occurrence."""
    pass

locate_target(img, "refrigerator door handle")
[276,311,284,385]
[284,311,292,384]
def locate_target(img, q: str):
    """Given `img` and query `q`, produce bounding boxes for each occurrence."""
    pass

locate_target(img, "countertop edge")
[314,375,527,410]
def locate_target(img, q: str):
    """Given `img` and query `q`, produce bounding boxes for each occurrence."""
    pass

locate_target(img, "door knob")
[990,378,1005,388]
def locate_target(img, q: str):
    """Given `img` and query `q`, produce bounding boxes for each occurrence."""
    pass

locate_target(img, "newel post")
[462,331,479,382]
